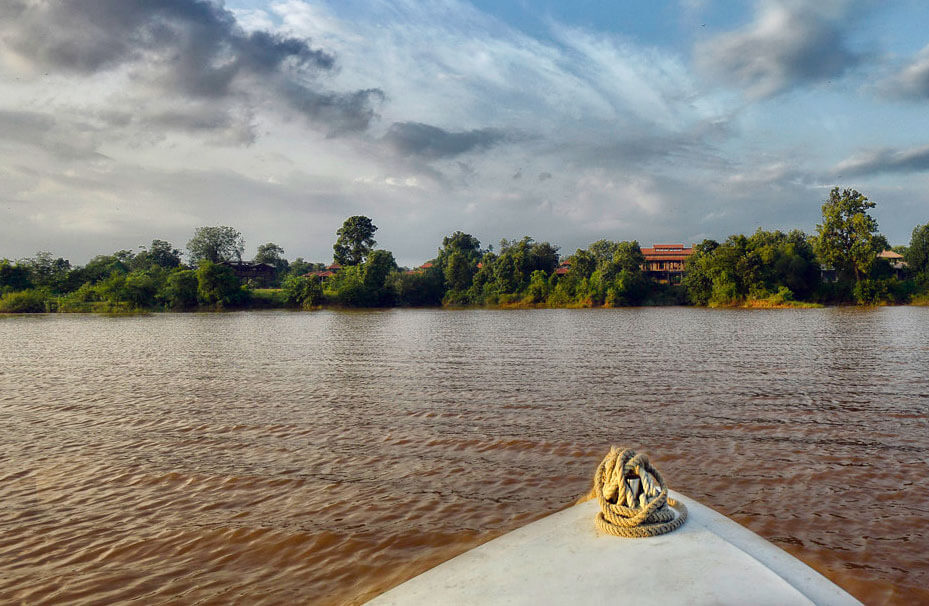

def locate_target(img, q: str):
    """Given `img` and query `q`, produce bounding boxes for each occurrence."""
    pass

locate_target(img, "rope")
[592,446,687,538]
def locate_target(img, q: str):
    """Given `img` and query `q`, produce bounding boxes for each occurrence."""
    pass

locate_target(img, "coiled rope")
[592,446,687,538]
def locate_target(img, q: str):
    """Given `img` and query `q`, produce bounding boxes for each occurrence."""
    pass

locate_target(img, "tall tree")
[132,239,182,271]
[254,242,289,285]
[187,226,245,265]
[333,216,377,265]
[255,242,287,268]
[22,251,71,292]
[437,231,482,292]
[0,259,32,292]
[907,223,929,284]
[147,239,183,269]
[814,188,884,284]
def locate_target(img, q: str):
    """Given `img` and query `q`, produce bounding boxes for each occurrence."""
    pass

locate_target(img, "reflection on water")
[1,308,928,604]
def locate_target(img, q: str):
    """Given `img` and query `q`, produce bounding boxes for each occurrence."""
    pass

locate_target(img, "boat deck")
[369,491,861,605]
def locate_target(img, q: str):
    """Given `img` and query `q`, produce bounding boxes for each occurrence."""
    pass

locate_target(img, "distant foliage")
[163,269,199,309]
[196,262,246,307]
[333,216,377,266]
[907,223,929,287]
[0,259,32,293]
[0,289,49,313]
[282,274,323,308]
[2,195,926,311]
[814,188,886,285]
[684,230,820,306]
[187,226,245,265]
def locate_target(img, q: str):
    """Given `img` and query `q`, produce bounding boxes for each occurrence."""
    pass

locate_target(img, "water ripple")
[1,307,928,604]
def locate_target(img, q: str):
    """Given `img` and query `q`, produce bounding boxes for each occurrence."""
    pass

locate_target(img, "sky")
[1,0,928,267]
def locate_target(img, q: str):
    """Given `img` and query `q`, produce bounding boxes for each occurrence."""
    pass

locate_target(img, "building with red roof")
[640,244,694,284]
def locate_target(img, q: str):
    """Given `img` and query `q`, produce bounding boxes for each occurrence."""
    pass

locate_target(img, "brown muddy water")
[1,308,928,604]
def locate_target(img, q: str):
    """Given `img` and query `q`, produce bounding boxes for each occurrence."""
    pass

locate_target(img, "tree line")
[2,187,928,312]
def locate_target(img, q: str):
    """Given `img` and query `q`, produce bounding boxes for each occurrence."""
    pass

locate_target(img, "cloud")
[695,0,862,98]
[880,44,929,100]
[0,110,104,160]
[834,145,929,176]
[382,122,510,159]
[0,0,383,136]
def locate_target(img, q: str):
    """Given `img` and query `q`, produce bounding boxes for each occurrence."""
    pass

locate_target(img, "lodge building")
[639,244,694,284]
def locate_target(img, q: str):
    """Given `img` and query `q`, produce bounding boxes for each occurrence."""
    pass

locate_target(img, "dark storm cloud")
[382,122,509,159]
[280,83,386,136]
[0,0,382,134]
[835,145,929,176]
[695,1,862,98]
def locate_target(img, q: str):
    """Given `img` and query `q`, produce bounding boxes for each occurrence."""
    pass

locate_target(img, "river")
[1,307,927,604]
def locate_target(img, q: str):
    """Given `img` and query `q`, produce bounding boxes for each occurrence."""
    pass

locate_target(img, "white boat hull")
[369,491,860,605]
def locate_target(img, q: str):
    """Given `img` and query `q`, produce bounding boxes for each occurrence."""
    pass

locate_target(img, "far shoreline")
[6,299,929,317]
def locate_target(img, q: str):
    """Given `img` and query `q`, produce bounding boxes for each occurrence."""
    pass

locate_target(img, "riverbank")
[7,286,929,314]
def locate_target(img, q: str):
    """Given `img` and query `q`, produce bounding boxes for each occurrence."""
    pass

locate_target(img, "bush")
[163,269,199,309]
[769,286,794,305]
[282,275,322,308]
[853,278,892,305]
[196,262,247,308]
[390,270,443,306]
[0,289,49,313]
[58,282,100,312]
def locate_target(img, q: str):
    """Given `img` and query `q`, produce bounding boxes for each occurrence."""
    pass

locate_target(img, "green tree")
[196,261,244,307]
[98,271,129,307]
[682,240,719,305]
[568,249,596,280]
[588,239,618,264]
[133,239,182,270]
[282,274,323,308]
[814,188,884,285]
[437,231,482,293]
[0,259,32,293]
[389,269,444,306]
[333,216,377,265]
[0,289,49,313]
[77,253,131,285]
[23,251,71,292]
[907,223,929,285]
[187,226,245,265]
[287,258,320,277]
[525,270,550,303]
[124,271,160,308]
[255,242,288,271]
[162,269,199,309]
[444,250,474,292]
[363,249,397,305]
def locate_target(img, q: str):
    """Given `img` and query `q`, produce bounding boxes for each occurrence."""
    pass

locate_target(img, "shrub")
[163,269,199,309]
[282,275,322,308]
[0,289,49,313]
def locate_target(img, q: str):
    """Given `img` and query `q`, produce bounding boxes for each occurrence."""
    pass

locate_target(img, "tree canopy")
[187,226,245,265]
[907,223,929,285]
[814,188,885,284]
[333,216,377,265]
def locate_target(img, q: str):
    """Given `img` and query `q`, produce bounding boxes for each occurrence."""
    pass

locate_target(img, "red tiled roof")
[420,262,434,269]
[878,250,904,260]
[305,270,334,278]
[327,263,341,270]
[554,266,569,275]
